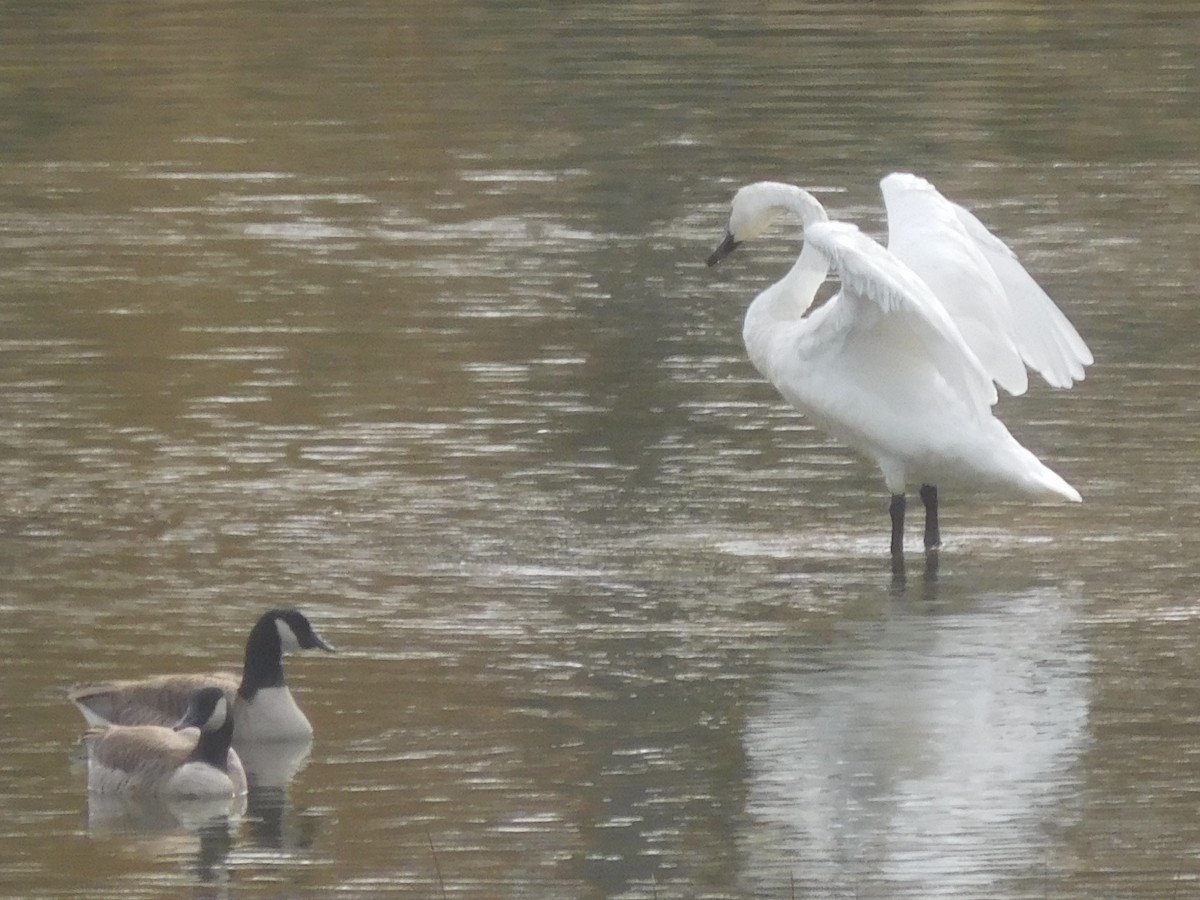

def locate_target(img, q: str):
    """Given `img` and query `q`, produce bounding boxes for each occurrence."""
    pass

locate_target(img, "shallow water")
[2,2,1199,897]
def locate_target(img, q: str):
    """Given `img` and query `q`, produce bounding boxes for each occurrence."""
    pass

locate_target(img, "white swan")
[706,176,1091,558]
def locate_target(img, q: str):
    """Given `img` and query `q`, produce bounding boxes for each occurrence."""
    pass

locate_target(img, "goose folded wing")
[71,674,238,727]
[88,726,194,780]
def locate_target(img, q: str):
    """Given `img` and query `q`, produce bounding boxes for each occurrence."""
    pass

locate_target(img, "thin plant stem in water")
[427,832,447,900]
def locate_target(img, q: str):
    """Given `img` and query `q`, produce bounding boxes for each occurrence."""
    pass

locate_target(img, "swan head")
[707,181,827,267]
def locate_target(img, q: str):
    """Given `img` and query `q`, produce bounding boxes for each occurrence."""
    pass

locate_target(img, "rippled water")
[2,2,1199,898]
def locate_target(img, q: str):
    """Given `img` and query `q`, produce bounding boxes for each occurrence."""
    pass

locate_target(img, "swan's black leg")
[889,493,906,558]
[920,484,940,551]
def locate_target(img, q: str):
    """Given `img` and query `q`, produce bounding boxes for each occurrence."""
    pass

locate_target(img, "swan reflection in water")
[739,585,1089,897]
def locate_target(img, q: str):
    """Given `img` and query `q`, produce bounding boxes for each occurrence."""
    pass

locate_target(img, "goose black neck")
[189,715,234,771]
[239,612,287,700]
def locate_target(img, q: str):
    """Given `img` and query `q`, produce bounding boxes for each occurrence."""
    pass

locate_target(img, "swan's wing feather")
[951,202,1093,387]
[880,173,1030,395]
[805,220,997,416]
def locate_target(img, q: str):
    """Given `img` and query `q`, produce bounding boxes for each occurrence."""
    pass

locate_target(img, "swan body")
[70,609,334,745]
[86,687,248,798]
[707,176,1090,556]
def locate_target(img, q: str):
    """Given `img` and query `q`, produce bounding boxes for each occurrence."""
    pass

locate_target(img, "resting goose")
[86,686,247,798]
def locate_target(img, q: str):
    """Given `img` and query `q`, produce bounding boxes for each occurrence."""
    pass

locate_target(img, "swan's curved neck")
[742,203,831,374]
[726,182,832,375]
[774,184,829,231]
[738,181,829,232]
[745,184,830,317]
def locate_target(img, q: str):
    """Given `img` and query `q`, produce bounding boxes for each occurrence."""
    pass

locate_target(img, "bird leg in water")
[920,484,940,551]
[889,493,906,557]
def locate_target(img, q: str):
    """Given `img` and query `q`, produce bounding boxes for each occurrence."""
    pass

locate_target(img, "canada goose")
[70,608,334,745]
[707,177,1091,558]
[86,686,248,798]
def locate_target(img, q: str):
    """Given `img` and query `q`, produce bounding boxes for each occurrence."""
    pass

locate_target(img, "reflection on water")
[742,586,1090,897]
[238,738,313,791]
[242,784,321,854]
[81,742,323,894]
[88,792,247,835]
[86,794,243,895]
[2,0,1200,898]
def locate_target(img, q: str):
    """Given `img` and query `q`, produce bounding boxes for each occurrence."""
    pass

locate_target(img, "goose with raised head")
[70,608,334,745]
[707,178,1090,558]
[86,686,248,798]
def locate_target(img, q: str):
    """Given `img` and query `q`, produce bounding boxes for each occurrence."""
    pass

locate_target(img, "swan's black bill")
[706,231,741,267]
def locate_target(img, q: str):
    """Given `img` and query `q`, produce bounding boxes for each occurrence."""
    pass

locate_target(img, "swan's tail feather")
[1025,466,1082,503]
[1009,444,1081,503]
[968,420,1082,502]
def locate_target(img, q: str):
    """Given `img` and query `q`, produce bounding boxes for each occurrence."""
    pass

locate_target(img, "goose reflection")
[238,736,313,790]
[87,789,247,834]
[87,790,244,887]
[238,737,322,851]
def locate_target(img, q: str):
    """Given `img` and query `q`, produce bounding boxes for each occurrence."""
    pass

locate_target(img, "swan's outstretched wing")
[880,172,1028,396]
[804,220,997,417]
[950,201,1092,387]
[881,172,1092,390]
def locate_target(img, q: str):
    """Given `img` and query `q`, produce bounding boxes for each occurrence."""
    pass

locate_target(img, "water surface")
[2,2,1199,898]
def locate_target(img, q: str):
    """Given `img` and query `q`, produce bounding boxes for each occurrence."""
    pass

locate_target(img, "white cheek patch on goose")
[275,617,302,653]
[206,696,229,731]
